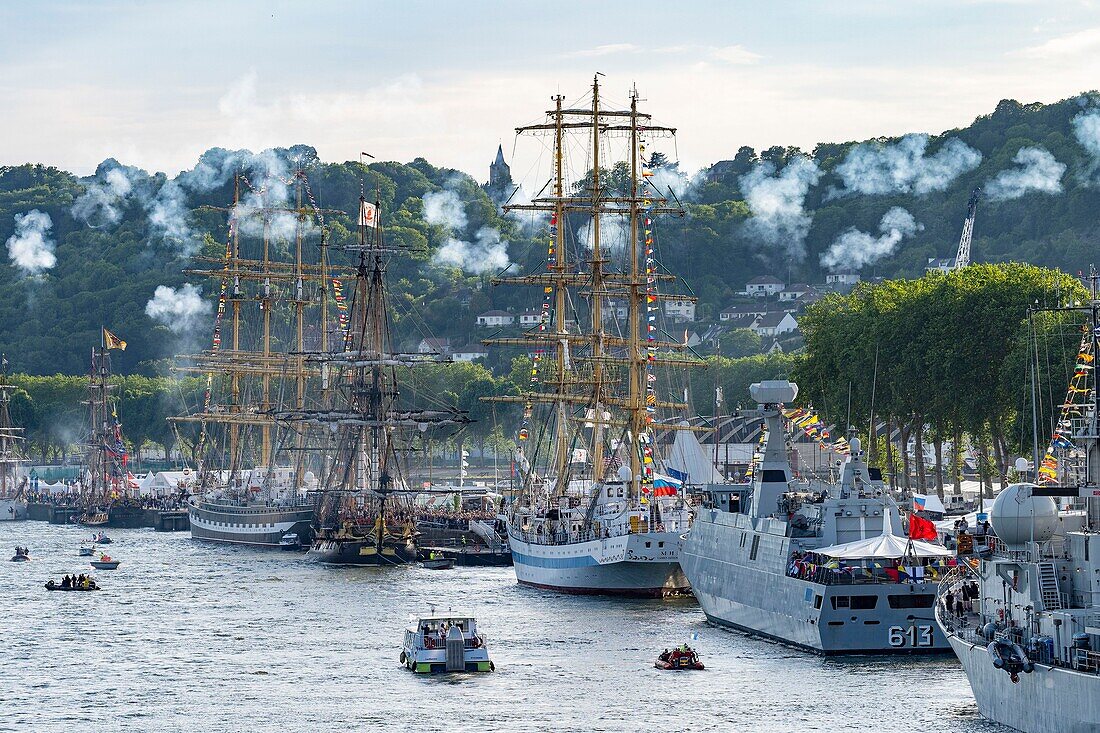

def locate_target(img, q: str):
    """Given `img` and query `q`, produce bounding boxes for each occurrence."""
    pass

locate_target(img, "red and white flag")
[358,200,378,228]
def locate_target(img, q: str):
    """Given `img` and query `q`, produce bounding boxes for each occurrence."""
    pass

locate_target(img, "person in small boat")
[658,649,670,663]
[61,575,71,589]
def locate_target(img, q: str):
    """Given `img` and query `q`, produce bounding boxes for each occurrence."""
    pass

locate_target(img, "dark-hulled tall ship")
[275,196,468,565]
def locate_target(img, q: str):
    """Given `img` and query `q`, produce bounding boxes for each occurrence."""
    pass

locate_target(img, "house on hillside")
[518,310,543,326]
[602,299,629,323]
[719,303,767,323]
[825,270,861,289]
[417,338,452,356]
[663,298,696,323]
[476,310,515,327]
[751,311,798,338]
[778,283,819,302]
[925,257,956,274]
[746,275,784,298]
[452,344,489,362]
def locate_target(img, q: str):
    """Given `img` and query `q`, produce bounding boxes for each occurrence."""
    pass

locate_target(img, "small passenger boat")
[421,552,455,570]
[90,553,120,570]
[655,646,704,671]
[401,612,494,673]
[91,531,112,545]
[45,578,100,591]
[11,546,30,562]
[279,533,303,551]
[79,544,96,557]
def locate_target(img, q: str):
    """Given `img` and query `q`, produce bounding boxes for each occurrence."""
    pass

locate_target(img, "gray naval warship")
[937,277,1100,733]
[680,379,953,654]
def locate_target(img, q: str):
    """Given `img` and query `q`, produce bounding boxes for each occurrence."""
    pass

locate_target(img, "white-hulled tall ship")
[275,195,469,565]
[0,355,28,521]
[173,167,342,547]
[486,78,700,596]
[938,269,1100,733]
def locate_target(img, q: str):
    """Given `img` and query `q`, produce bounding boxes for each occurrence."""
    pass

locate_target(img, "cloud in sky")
[6,2,1100,180]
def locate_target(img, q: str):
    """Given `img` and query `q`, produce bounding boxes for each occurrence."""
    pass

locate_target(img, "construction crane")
[953,186,981,269]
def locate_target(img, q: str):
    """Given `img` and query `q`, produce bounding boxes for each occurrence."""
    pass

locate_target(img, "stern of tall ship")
[509,530,689,597]
[0,497,28,521]
[306,537,417,566]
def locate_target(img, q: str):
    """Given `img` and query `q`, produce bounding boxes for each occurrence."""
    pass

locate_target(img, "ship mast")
[0,355,26,495]
[486,79,696,502]
[171,170,346,494]
[273,194,470,536]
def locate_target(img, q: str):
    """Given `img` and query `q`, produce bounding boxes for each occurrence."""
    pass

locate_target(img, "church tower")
[487,144,513,199]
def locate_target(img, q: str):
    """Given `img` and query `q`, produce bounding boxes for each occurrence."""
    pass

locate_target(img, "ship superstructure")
[174,168,344,546]
[274,196,469,565]
[938,269,1100,733]
[0,355,28,521]
[680,379,955,653]
[487,78,700,596]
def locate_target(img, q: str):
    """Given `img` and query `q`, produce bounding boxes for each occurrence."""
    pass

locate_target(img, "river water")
[1,523,1003,733]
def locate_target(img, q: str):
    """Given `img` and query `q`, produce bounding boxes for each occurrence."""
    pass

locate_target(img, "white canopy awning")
[815,533,955,560]
[912,493,946,514]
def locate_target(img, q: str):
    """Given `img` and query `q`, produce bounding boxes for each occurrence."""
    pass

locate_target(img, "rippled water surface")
[1,523,1006,733]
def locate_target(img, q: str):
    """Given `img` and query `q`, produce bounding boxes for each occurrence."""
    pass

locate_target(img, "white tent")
[815,533,955,560]
[912,493,946,514]
[815,504,954,560]
[664,422,723,485]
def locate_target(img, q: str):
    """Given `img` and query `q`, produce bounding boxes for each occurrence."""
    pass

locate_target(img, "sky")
[5,0,1100,182]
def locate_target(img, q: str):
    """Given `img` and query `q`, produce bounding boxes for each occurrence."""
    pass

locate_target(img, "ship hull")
[948,631,1100,733]
[306,538,417,566]
[508,530,689,597]
[0,497,27,521]
[106,504,145,529]
[188,500,314,548]
[681,512,951,654]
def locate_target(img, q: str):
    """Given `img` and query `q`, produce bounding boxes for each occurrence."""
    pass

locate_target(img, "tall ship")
[680,379,954,653]
[487,78,698,596]
[938,270,1100,733]
[274,195,468,565]
[174,169,341,547]
[0,355,28,521]
[77,337,143,528]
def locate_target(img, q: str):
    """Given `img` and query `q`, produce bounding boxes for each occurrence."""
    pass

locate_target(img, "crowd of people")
[786,550,960,585]
[49,574,98,590]
[943,580,980,619]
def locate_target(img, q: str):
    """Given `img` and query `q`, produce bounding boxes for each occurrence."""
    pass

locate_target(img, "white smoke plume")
[740,156,822,260]
[144,283,212,333]
[5,210,56,276]
[985,147,1066,201]
[434,227,510,274]
[1072,108,1100,181]
[71,164,150,227]
[422,188,468,230]
[820,206,923,271]
[426,181,511,273]
[644,164,699,201]
[832,134,981,197]
[576,215,629,254]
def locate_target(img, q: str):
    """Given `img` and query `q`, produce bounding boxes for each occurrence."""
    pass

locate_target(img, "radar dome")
[990,483,1058,548]
[750,380,798,405]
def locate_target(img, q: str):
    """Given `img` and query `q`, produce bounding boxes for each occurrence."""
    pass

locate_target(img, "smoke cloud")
[422,188,468,230]
[5,210,57,276]
[740,156,822,260]
[985,147,1066,201]
[71,162,151,227]
[576,215,629,254]
[426,181,511,273]
[820,206,923,271]
[832,134,981,197]
[1072,108,1100,181]
[145,283,212,333]
[434,227,510,274]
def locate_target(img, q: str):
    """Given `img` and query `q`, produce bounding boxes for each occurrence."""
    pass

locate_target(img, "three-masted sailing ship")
[488,78,699,596]
[78,338,141,527]
[173,170,341,547]
[0,355,28,521]
[274,195,469,565]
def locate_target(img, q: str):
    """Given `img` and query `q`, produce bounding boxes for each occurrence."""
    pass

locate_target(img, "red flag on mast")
[908,513,938,541]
